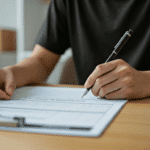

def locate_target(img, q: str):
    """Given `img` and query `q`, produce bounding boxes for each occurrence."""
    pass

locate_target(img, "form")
[0,86,127,137]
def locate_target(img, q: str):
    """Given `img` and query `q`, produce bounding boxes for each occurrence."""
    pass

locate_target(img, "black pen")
[82,29,133,98]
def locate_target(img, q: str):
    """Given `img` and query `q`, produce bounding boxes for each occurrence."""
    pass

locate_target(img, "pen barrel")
[105,52,116,63]
[105,29,133,63]
[114,30,133,54]
[114,35,130,53]
[82,29,133,98]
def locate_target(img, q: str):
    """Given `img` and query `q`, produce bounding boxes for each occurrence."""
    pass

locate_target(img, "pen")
[82,29,133,98]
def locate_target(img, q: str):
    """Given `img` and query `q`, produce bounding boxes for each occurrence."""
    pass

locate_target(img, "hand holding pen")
[82,29,135,99]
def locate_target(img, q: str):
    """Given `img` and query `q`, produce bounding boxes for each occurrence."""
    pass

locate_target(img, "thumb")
[6,85,16,96]
[5,73,16,96]
[5,81,16,96]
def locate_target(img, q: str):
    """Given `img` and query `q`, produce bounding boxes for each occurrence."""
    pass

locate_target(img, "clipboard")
[0,86,127,137]
[0,115,24,127]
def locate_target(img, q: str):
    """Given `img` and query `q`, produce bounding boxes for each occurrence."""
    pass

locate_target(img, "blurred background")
[0,0,78,85]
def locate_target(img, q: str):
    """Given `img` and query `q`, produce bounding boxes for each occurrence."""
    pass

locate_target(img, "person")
[0,0,149,100]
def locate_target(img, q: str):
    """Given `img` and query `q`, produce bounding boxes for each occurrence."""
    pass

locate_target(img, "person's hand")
[84,59,150,100]
[0,68,16,100]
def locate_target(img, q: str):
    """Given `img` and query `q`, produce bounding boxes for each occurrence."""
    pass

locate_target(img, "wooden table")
[0,84,150,150]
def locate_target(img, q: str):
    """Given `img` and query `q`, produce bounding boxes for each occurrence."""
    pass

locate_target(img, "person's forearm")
[5,57,50,87]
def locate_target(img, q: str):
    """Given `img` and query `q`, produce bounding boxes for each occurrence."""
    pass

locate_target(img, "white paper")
[0,86,127,137]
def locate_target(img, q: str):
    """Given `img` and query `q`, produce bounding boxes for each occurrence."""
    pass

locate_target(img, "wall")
[0,0,17,69]
[24,0,49,51]
[0,0,75,84]
[0,0,17,29]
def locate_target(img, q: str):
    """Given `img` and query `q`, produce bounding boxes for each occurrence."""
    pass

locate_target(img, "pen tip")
[81,90,88,99]
[81,94,85,99]
[81,93,85,99]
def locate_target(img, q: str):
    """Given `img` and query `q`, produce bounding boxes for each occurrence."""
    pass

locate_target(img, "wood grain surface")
[0,84,150,150]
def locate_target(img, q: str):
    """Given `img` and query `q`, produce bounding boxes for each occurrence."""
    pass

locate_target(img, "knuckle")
[123,77,133,87]
[116,66,132,78]
[96,64,103,72]
[124,69,132,77]
[120,66,131,76]
[0,91,8,100]
[91,88,97,96]
[96,78,103,86]
[99,87,106,97]
[116,59,125,64]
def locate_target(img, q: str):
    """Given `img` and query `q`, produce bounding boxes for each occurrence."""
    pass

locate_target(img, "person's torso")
[64,0,150,85]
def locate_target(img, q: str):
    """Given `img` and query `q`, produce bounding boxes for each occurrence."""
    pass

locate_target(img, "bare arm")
[0,44,60,99]
[10,44,60,87]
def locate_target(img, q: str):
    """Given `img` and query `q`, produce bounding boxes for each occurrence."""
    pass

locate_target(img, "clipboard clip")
[0,114,25,127]
[14,117,25,127]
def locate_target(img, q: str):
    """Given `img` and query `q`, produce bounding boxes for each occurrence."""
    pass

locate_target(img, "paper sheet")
[0,86,127,137]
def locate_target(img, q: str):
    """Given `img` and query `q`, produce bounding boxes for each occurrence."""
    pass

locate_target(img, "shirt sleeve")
[35,0,70,55]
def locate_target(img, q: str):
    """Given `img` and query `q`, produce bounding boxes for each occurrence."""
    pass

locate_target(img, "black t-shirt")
[36,0,150,85]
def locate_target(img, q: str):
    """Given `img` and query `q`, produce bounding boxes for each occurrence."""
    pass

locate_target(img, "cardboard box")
[0,29,16,52]
[41,0,51,4]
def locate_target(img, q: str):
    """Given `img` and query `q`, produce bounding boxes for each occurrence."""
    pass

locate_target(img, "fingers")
[0,90,11,100]
[104,87,130,100]
[5,71,16,96]
[5,81,16,96]
[0,70,10,100]
[96,77,132,99]
[91,68,119,96]
[98,79,122,98]
[84,59,122,88]
[0,68,16,99]
[84,59,134,99]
